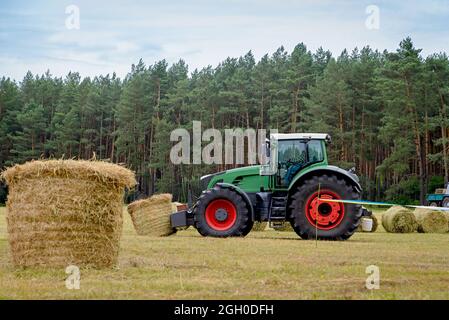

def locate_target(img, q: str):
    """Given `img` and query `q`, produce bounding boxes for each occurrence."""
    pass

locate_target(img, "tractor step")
[268,196,288,221]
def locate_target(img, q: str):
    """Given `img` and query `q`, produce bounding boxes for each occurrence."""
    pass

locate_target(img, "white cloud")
[1,0,449,80]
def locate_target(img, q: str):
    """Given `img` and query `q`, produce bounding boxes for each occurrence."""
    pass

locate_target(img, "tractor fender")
[288,165,362,193]
[216,182,255,221]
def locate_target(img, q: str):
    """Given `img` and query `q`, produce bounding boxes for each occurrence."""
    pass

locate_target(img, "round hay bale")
[381,206,418,233]
[356,214,378,232]
[1,159,136,268]
[414,208,449,234]
[128,194,175,236]
[251,221,267,232]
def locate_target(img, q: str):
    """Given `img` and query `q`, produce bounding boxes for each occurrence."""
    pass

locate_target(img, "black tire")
[289,174,362,240]
[194,187,252,237]
[442,197,449,208]
[241,220,254,236]
[429,202,438,207]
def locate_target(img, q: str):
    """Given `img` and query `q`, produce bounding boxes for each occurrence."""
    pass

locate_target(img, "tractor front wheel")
[194,187,252,237]
[289,175,362,240]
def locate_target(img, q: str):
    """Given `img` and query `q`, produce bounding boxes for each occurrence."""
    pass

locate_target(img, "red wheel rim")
[305,189,345,230]
[205,199,237,231]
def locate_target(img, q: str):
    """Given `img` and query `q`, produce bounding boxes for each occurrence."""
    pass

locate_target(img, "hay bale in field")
[414,208,449,234]
[356,214,379,232]
[1,159,136,268]
[381,206,418,233]
[252,221,267,232]
[127,194,176,236]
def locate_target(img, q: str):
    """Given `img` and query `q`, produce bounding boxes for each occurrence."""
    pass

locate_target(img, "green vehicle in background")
[171,133,364,240]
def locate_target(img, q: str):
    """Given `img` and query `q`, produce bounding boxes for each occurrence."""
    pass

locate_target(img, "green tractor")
[171,133,364,240]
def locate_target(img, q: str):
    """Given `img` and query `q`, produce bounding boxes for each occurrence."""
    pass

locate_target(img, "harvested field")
[0,207,448,299]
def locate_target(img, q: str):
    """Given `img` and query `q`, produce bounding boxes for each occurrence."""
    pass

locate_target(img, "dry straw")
[252,221,267,232]
[413,208,449,233]
[127,193,176,236]
[1,159,136,268]
[382,206,418,233]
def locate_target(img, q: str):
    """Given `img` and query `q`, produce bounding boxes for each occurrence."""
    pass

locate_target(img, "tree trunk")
[440,92,448,185]
[405,76,426,204]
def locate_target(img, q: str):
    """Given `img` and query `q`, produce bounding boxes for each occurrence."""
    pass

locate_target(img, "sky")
[1,0,449,80]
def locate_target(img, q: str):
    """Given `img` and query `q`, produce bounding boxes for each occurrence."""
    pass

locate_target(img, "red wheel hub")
[305,190,345,230]
[205,199,237,231]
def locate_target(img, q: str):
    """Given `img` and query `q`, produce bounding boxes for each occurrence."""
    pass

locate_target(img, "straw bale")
[128,194,175,236]
[1,159,136,268]
[414,208,449,233]
[381,206,418,233]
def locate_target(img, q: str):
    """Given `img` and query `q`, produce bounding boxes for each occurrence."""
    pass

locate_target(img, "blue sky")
[1,0,449,80]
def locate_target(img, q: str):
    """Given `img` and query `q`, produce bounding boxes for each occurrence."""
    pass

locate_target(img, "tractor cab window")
[277,139,324,187]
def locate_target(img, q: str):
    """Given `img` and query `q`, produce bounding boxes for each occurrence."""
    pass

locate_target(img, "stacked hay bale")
[413,208,449,233]
[127,194,176,236]
[381,206,418,233]
[251,221,267,232]
[1,159,136,268]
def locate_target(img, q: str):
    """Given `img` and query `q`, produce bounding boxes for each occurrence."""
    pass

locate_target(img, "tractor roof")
[270,133,331,141]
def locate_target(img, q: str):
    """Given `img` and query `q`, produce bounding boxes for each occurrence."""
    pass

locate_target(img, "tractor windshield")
[277,139,324,186]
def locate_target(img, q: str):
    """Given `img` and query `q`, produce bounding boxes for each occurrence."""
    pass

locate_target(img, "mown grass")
[0,206,448,299]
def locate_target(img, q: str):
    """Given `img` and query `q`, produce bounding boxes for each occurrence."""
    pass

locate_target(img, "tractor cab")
[260,133,330,187]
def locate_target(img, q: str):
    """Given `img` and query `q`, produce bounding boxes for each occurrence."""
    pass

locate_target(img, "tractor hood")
[200,165,263,192]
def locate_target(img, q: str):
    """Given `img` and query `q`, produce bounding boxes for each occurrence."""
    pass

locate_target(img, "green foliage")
[384,176,420,205]
[0,38,448,204]
[427,176,444,193]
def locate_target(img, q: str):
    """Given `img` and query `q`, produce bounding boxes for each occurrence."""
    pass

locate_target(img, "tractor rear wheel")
[289,175,362,240]
[194,187,252,237]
